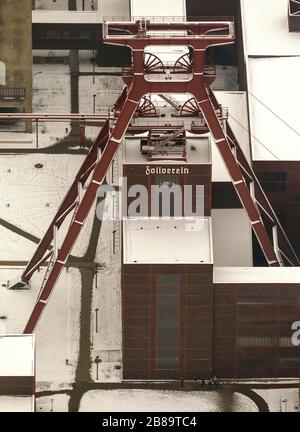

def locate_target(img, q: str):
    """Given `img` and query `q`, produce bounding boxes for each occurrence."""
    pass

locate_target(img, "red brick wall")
[122,264,214,380]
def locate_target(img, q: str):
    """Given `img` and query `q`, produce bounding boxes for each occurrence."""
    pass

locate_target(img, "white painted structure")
[0,335,35,376]
[0,335,35,413]
[241,0,300,161]
[123,218,213,264]
[130,0,186,19]
[214,266,300,284]
[212,209,253,267]
[0,396,34,413]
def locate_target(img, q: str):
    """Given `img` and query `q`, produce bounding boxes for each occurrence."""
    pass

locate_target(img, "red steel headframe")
[22,18,298,334]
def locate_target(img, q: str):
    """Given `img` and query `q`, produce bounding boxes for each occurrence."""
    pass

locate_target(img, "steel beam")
[24,91,140,333]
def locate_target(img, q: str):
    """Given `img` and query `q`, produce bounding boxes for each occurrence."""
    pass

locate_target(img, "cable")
[249,91,300,138]
[228,113,281,161]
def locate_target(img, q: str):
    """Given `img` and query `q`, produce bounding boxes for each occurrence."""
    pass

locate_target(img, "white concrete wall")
[212,209,253,267]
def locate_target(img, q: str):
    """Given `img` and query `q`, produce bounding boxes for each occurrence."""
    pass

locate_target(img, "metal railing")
[104,16,234,23]
[103,17,235,39]
[0,87,25,99]
[122,63,216,76]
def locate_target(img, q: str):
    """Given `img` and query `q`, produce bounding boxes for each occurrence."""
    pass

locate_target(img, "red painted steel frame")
[22,18,298,334]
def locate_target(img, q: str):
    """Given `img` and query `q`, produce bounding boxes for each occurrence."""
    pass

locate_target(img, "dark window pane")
[156,275,180,370]
[257,171,287,192]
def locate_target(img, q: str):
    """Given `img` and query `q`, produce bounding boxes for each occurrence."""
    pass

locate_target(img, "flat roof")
[130,0,186,18]
[99,0,130,21]
[214,267,300,284]
[211,209,253,267]
[0,335,35,377]
[242,0,300,56]
[123,218,213,264]
[130,0,187,63]
[248,57,300,161]
[123,135,211,165]
[32,10,99,24]
[0,396,34,413]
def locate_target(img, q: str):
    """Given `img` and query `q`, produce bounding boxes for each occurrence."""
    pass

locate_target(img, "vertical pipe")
[36,119,39,149]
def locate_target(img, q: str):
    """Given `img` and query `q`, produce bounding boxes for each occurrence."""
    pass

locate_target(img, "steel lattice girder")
[22,19,299,334]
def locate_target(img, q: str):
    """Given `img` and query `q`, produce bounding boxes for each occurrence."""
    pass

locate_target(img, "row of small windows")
[237,336,295,347]
[257,171,287,192]
[41,30,92,40]
[238,316,298,326]
[239,357,300,368]
[238,293,300,305]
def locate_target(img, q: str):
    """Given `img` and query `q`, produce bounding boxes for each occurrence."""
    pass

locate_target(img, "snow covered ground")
[91,149,122,383]
[79,389,258,412]
[0,396,34,412]
[0,267,81,389]
[254,388,300,412]
[36,394,70,412]
[32,63,71,144]
[0,153,96,260]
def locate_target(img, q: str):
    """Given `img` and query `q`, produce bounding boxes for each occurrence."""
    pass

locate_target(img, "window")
[63,31,78,40]
[238,293,276,305]
[0,61,5,85]
[237,336,294,347]
[238,357,273,368]
[46,30,61,40]
[156,275,180,370]
[278,358,300,368]
[257,172,287,192]
[80,31,92,40]
[237,316,298,326]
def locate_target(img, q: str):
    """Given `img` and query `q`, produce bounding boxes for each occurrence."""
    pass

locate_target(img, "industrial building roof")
[248,57,300,161]
[242,0,300,56]
[214,266,300,284]
[123,218,213,264]
[0,334,35,377]
[242,0,300,161]
[130,0,186,19]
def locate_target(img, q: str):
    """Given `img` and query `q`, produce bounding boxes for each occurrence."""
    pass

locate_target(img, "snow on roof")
[0,396,34,413]
[212,91,250,181]
[123,136,211,165]
[242,0,300,56]
[248,57,300,161]
[214,267,300,284]
[0,335,35,377]
[79,389,258,412]
[123,218,213,264]
[212,209,253,267]
[99,0,130,21]
[32,10,99,24]
[130,0,186,19]
[131,0,188,63]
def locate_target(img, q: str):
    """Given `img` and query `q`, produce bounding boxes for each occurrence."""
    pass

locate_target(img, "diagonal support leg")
[208,89,299,266]
[24,93,140,334]
[194,86,280,266]
[21,120,110,283]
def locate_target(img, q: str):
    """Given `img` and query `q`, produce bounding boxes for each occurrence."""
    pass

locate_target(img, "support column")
[24,92,141,333]
[194,85,280,266]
